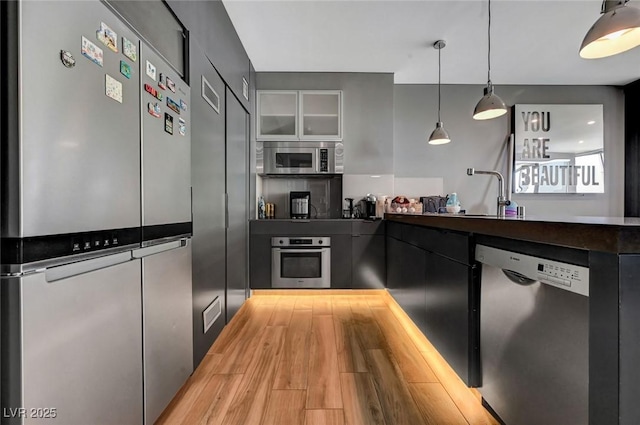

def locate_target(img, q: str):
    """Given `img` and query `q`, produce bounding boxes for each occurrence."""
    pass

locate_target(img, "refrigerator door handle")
[224,193,229,229]
[45,251,133,283]
[132,238,188,259]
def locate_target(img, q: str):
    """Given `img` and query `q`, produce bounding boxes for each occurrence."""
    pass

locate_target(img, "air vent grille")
[203,296,222,333]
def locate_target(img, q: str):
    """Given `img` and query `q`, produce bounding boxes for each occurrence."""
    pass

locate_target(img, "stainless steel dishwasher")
[475,244,589,425]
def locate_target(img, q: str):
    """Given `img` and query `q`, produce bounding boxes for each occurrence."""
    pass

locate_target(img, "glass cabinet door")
[300,91,342,140]
[257,91,298,139]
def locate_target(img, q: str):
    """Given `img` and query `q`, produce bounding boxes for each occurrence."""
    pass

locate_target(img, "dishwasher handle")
[502,269,537,286]
[45,251,133,283]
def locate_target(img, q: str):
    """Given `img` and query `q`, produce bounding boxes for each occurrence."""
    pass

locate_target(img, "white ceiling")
[222,0,640,85]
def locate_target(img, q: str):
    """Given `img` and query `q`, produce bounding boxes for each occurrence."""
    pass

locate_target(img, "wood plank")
[304,410,345,425]
[333,304,367,373]
[268,296,296,326]
[273,309,313,390]
[221,326,286,425]
[213,304,275,374]
[179,374,243,425]
[365,296,387,309]
[260,390,306,425]
[312,297,332,315]
[306,315,343,409]
[295,296,314,310]
[383,291,497,425]
[252,295,280,305]
[208,300,255,354]
[419,350,499,425]
[365,349,425,425]
[155,354,223,425]
[331,295,352,308]
[370,307,438,383]
[348,301,386,350]
[409,383,469,425]
[340,373,386,425]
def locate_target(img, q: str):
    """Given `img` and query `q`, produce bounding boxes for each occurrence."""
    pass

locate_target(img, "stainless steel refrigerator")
[135,41,193,425]
[2,1,143,424]
[1,1,192,424]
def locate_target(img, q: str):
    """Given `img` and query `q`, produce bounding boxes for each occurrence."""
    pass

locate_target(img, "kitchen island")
[385,212,640,425]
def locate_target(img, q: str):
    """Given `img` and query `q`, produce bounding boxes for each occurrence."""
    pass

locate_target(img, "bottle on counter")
[258,196,266,219]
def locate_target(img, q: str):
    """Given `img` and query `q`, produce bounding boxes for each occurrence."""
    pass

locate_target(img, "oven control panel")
[272,237,331,247]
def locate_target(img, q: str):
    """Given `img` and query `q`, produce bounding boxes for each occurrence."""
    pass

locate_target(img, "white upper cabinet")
[257,90,342,141]
[300,90,342,140]
[257,91,299,140]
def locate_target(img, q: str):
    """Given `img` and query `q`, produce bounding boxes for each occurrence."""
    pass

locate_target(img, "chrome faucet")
[466,168,510,217]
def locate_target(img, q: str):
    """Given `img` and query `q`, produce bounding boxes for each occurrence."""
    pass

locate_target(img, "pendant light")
[580,0,640,59]
[473,0,507,120]
[428,40,451,145]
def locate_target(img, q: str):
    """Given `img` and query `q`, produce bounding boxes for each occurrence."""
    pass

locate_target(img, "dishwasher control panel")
[476,245,589,297]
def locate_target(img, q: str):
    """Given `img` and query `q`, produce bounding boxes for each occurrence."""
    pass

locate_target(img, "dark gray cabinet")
[226,87,249,322]
[331,235,353,288]
[190,40,227,368]
[249,235,272,289]
[166,0,251,111]
[351,234,386,289]
[424,252,480,386]
[385,221,480,387]
[386,234,427,332]
[351,220,385,289]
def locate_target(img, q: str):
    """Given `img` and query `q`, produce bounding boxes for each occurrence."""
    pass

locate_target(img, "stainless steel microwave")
[257,141,344,175]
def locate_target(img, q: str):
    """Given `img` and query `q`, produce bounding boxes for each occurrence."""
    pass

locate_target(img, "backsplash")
[259,176,343,219]
[343,174,444,204]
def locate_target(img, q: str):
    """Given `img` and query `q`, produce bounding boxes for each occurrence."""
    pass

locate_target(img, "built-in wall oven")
[272,237,331,288]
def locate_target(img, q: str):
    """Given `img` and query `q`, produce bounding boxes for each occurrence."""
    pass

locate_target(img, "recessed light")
[579,140,584,144]
[587,120,596,125]
[370,175,381,178]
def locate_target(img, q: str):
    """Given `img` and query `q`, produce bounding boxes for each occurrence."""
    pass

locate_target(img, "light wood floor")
[156,290,498,425]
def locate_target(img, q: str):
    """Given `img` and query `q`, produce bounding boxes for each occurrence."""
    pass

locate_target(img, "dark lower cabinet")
[386,236,403,293]
[386,222,480,387]
[424,252,480,386]
[249,235,272,289]
[351,234,386,289]
[331,235,352,288]
[386,236,427,332]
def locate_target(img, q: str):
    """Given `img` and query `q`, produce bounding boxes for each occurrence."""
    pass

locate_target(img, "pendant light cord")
[438,44,442,122]
[487,0,492,85]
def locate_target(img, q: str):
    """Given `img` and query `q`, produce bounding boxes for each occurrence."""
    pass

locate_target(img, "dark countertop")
[385,213,640,254]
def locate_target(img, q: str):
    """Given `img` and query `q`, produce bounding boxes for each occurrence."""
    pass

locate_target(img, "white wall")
[394,84,625,216]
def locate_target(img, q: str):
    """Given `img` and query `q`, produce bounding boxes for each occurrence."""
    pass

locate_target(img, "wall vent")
[203,296,222,333]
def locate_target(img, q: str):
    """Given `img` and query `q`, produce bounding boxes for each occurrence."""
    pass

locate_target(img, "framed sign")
[513,104,604,194]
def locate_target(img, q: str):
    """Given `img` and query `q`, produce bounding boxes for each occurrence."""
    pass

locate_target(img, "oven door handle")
[273,248,330,254]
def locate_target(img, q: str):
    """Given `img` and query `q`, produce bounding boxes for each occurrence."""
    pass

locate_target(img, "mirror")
[513,104,604,194]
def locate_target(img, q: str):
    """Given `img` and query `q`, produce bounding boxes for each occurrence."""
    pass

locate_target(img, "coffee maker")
[360,194,377,218]
[290,191,311,219]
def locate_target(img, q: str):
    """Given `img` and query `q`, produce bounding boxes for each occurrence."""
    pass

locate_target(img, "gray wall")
[394,85,625,216]
[256,72,395,174]
[167,0,251,111]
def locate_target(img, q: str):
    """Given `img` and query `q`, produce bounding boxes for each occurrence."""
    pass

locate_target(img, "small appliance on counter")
[360,194,377,219]
[344,198,355,219]
[290,191,311,219]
